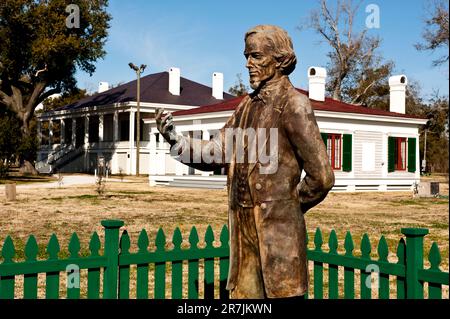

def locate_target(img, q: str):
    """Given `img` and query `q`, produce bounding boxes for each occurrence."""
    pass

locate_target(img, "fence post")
[401,228,429,299]
[102,220,124,299]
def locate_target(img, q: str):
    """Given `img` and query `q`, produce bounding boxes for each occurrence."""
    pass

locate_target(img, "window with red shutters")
[394,137,407,171]
[326,134,342,170]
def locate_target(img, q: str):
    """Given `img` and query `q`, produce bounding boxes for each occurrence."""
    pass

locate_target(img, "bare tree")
[415,0,449,67]
[299,0,393,107]
[228,73,249,96]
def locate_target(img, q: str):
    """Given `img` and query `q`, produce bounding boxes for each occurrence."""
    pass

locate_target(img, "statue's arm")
[155,97,247,171]
[283,95,335,213]
[171,118,233,172]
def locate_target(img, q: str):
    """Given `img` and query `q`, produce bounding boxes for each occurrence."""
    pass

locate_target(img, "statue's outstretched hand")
[155,108,180,146]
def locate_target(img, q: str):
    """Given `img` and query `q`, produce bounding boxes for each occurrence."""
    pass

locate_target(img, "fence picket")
[102,220,123,299]
[204,226,215,299]
[360,233,372,299]
[344,231,355,299]
[304,232,309,299]
[402,228,429,299]
[396,238,406,299]
[313,228,324,299]
[24,236,38,299]
[0,236,15,299]
[1,219,448,300]
[67,233,81,299]
[328,230,339,299]
[377,236,390,299]
[154,228,166,299]
[428,242,442,299]
[118,230,130,299]
[219,225,229,300]
[45,234,60,299]
[171,228,183,299]
[136,229,149,299]
[188,227,199,299]
[88,231,101,299]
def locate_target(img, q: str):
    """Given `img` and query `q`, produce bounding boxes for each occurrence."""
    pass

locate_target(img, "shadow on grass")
[0,175,56,185]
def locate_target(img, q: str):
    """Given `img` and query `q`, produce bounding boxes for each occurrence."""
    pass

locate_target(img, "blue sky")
[75,0,449,100]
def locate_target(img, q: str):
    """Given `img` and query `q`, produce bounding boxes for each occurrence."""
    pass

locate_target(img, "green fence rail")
[0,220,448,299]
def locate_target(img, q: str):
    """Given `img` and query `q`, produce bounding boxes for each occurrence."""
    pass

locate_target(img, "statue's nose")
[246,57,253,69]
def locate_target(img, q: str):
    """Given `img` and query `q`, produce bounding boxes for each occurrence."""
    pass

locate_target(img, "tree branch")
[10,85,24,112]
[26,81,47,113]
[0,89,13,109]
[351,80,377,104]
[34,63,48,78]
[36,88,61,106]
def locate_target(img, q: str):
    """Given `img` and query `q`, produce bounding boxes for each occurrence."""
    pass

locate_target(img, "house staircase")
[35,144,84,174]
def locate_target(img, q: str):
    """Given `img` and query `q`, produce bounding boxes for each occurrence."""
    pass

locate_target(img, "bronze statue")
[155,25,334,299]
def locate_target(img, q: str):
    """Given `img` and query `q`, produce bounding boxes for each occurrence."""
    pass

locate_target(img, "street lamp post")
[128,62,146,176]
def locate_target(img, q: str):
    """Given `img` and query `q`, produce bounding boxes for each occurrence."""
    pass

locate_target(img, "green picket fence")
[0,219,448,299]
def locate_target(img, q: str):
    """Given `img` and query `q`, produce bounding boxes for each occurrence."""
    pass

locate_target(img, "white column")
[84,116,89,146]
[129,110,135,175]
[149,131,157,186]
[71,118,76,147]
[60,119,65,145]
[113,111,119,142]
[84,116,89,170]
[201,130,211,176]
[48,120,53,148]
[99,114,104,142]
[149,132,158,175]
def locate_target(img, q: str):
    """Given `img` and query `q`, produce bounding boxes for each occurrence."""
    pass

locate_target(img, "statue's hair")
[245,25,297,75]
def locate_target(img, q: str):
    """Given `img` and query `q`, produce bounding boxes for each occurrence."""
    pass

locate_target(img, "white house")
[144,67,428,192]
[35,68,234,175]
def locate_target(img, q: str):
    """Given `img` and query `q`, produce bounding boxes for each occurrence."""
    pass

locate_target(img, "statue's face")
[244,33,279,90]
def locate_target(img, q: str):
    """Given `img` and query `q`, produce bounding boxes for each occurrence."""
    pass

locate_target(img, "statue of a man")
[156,25,334,299]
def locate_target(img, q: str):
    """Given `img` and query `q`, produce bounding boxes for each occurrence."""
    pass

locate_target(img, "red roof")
[173,88,426,120]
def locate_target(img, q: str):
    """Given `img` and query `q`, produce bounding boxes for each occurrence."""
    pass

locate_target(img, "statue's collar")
[250,75,290,105]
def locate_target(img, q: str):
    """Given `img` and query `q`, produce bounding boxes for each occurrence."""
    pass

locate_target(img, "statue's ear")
[279,54,297,75]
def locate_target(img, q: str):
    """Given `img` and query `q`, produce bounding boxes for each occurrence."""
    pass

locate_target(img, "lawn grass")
[0,176,448,299]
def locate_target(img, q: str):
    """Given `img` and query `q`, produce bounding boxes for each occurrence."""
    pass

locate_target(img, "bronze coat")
[173,76,335,297]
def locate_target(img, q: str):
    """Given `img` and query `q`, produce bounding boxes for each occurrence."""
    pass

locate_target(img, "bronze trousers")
[230,205,266,299]
[230,205,308,299]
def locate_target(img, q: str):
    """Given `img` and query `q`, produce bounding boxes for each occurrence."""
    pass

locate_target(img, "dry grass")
[0,175,448,299]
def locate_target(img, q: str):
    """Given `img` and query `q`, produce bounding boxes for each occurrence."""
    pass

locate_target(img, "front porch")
[36,106,152,175]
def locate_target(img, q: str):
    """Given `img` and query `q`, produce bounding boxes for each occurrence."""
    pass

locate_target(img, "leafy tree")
[0,0,111,174]
[42,87,89,112]
[409,89,449,173]
[415,0,449,67]
[0,106,22,177]
[421,93,449,173]
[299,0,394,107]
[228,73,249,96]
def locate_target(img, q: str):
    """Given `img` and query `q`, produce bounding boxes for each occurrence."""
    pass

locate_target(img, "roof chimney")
[389,75,407,114]
[169,67,180,96]
[98,82,109,93]
[212,72,223,100]
[307,67,327,102]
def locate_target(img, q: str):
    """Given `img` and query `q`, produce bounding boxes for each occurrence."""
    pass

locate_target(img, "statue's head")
[244,25,297,90]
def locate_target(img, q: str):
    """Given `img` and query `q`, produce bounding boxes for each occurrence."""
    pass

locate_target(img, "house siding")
[353,130,384,179]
